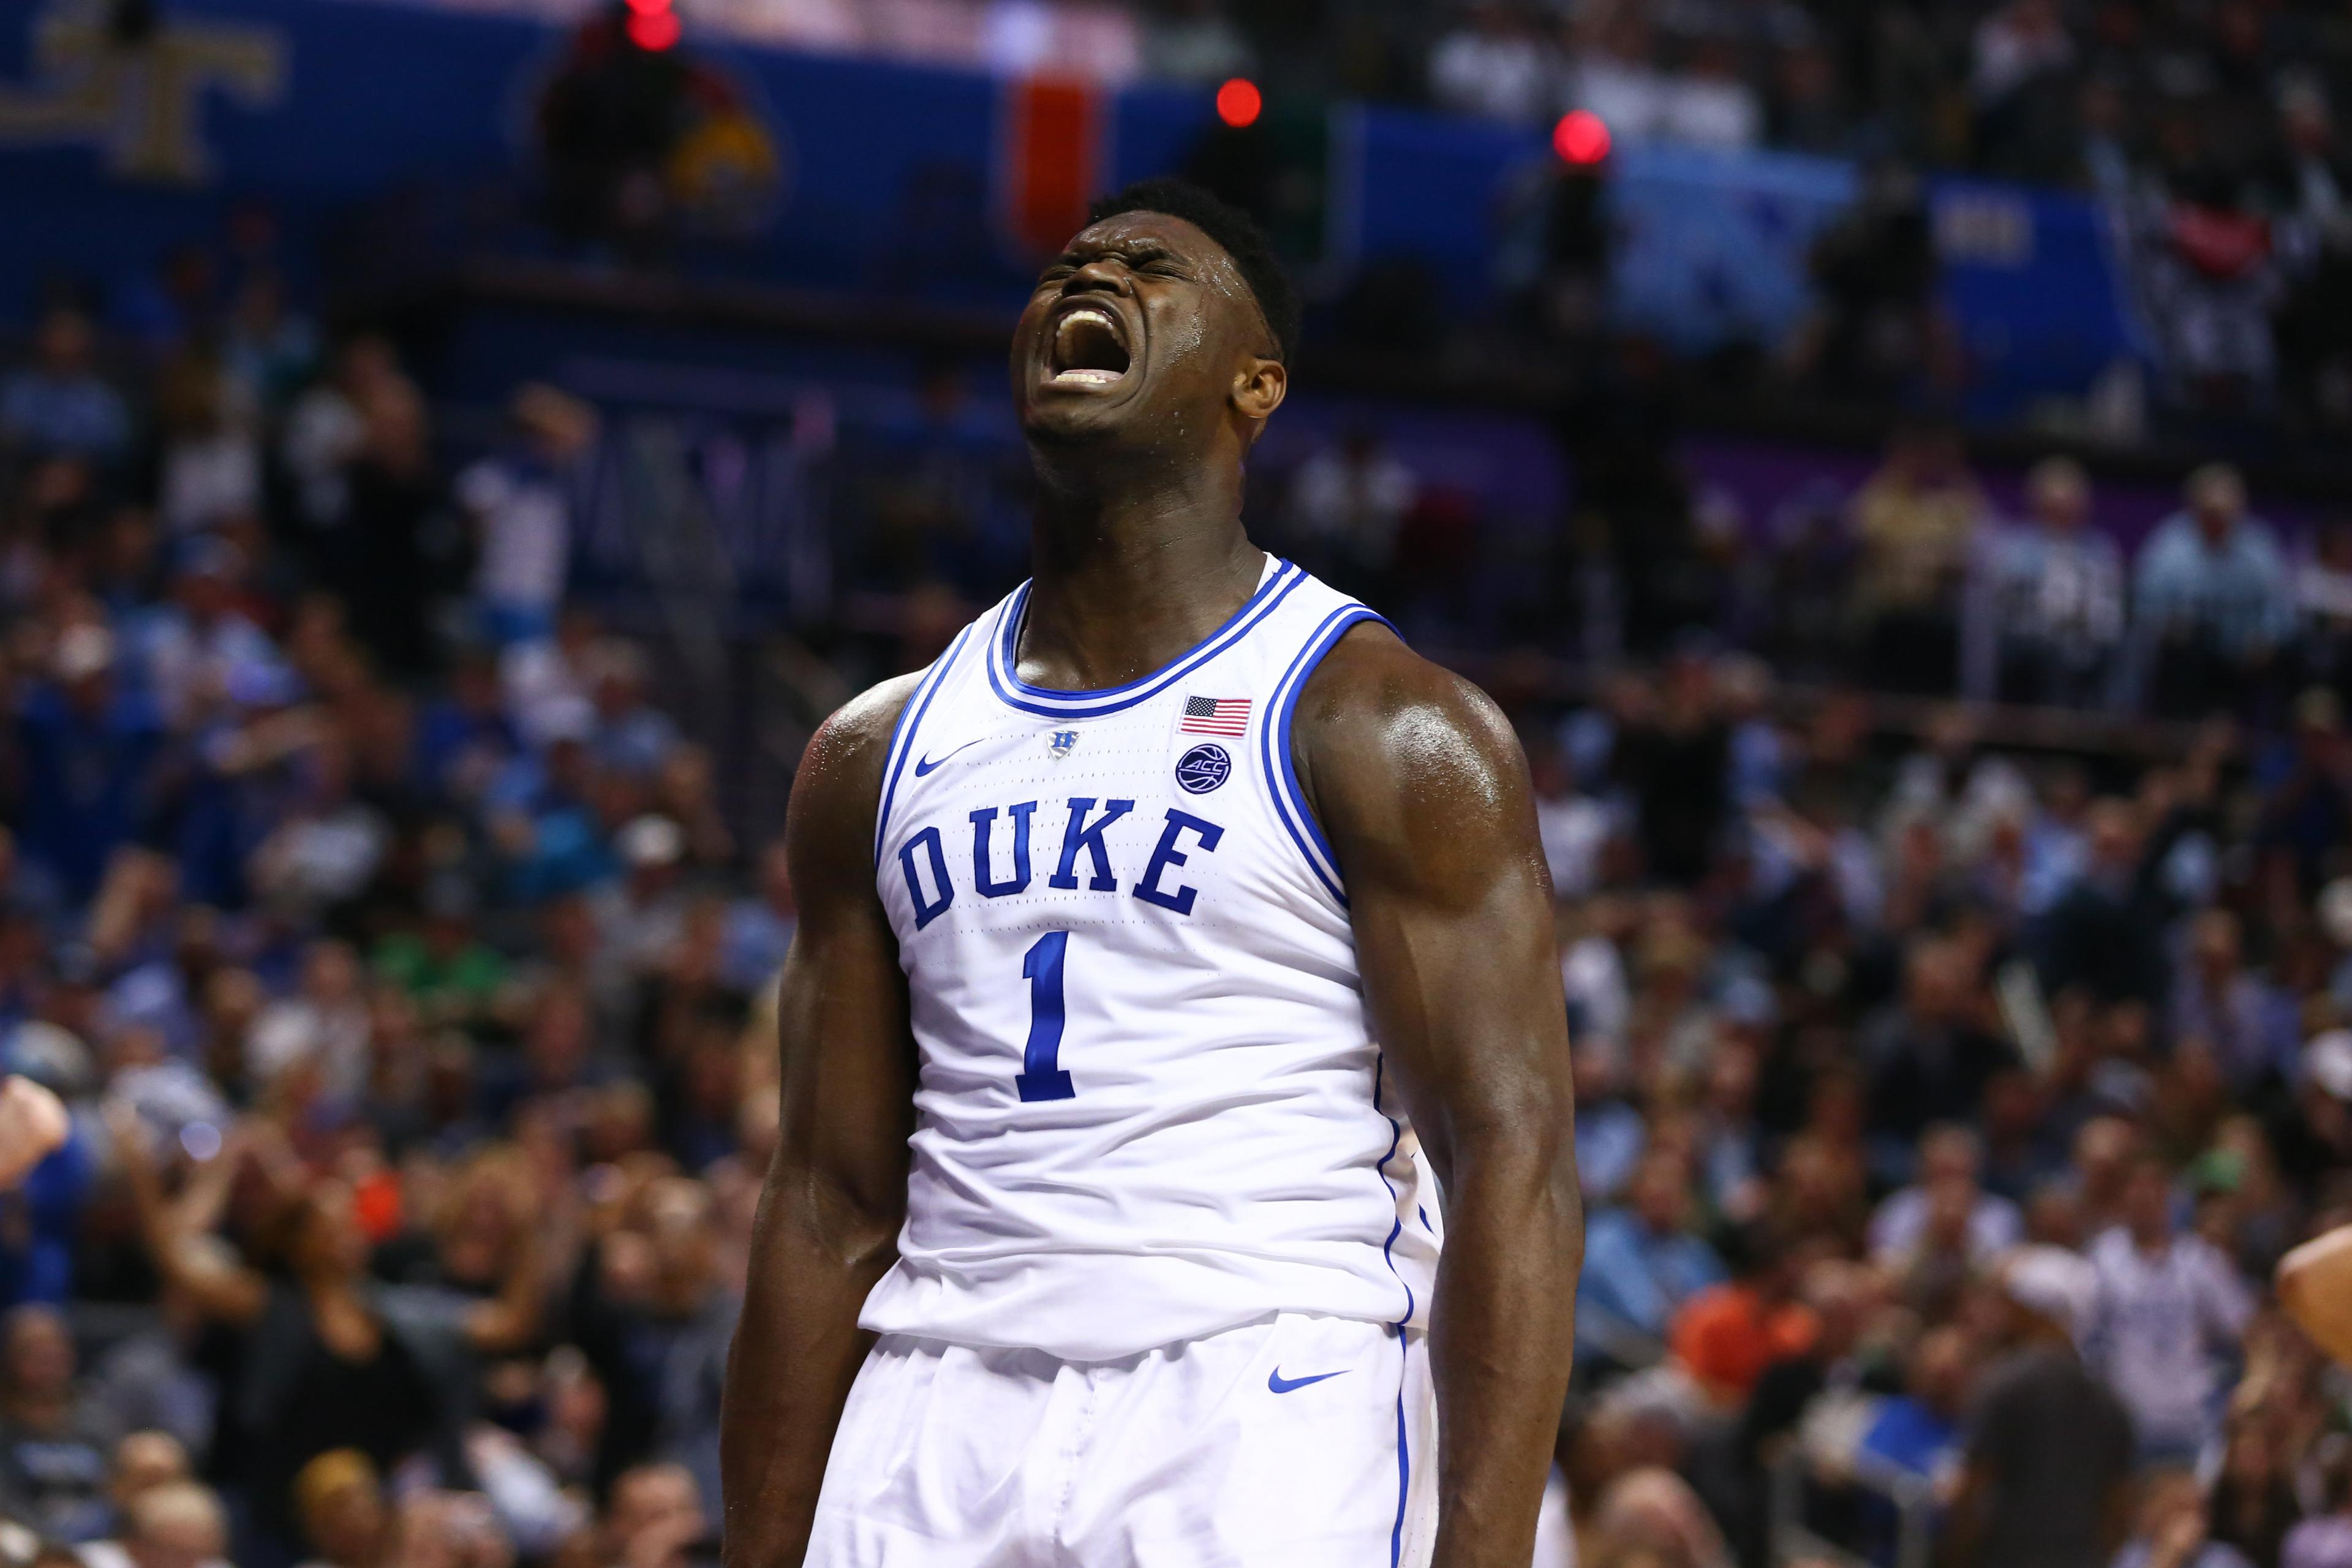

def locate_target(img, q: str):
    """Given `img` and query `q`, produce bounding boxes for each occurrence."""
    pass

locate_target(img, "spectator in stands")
[289,1449,385,1568]
[2206,1408,2303,1568]
[339,375,453,682]
[1611,650,1730,888]
[13,625,165,905]
[1857,1324,1975,1490]
[1138,0,1254,85]
[0,309,129,467]
[1971,0,2079,181]
[1859,940,2019,1174]
[458,385,597,649]
[79,1431,195,1568]
[2135,464,2293,719]
[1664,1222,1814,1410]
[279,335,405,556]
[1428,1,1555,126]
[115,1116,544,1565]
[2170,910,2297,1097]
[1797,162,1953,402]
[1577,1150,1725,1372]
[1977,456,2125,709]
[1948,1246,2132,1568]
[152,352,258,540]
[2085,1156,2255,1461]
[602,1462,712,1568]
[0,1306,115,1542]
[585,641,678,781]
[719,839,795,995]
[2294,518,2352,696]
[117,1483,228,1568]
[1869,1123,2024,1267]
[571,1178,737,1510]
[124,537,278,730]
[2035,796,2170,1008]
[1283,426,1418,605]
[1850,423,1985,695]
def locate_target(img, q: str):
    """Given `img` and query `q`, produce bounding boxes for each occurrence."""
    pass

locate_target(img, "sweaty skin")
[719,208,1581,1568]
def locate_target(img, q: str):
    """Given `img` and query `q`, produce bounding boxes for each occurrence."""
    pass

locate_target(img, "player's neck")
[1019,480,1262,692]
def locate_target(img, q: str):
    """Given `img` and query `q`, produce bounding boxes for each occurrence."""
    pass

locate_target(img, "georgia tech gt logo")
[0,0,285,184]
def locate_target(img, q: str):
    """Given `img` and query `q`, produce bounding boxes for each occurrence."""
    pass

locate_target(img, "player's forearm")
[1426,1126,1582,1568]
[719,1161,902,1568]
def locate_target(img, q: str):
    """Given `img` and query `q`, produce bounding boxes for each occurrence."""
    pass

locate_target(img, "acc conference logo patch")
[1175,742,1232,794]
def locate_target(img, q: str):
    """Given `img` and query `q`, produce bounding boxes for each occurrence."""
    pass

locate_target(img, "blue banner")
[0,0,2139,417]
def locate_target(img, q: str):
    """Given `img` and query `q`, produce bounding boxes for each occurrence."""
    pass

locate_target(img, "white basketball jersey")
[861,556,1442,1362]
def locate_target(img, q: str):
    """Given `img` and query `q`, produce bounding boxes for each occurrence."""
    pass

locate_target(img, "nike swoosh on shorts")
[1267,1368,1348,1394]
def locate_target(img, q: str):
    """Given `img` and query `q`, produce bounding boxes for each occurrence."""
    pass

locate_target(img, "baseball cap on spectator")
[1997,1245,2097,1340]
[2305,1030,2352,1102]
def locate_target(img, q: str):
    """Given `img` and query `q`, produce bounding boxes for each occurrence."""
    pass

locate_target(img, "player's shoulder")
[1292,619,1524,788]
[785,671,926,862]
[1288,620,1536,872]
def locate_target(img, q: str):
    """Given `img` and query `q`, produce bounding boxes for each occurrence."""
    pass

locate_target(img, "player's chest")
[880,699,1278,937]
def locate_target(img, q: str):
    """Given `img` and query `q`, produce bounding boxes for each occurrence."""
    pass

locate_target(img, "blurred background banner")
[0,0,2149,419]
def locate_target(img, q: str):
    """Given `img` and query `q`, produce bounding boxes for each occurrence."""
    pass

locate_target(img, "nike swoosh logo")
[1267,1368,1348,1394]
[913,738,984,777]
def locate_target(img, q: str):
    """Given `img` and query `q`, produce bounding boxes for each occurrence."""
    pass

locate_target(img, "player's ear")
[1232,354,1286,439]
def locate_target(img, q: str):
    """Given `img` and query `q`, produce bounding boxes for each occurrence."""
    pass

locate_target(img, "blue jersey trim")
[1261,603,1392,907]
[1390,1351,1409,1568]
[1370,1056,1417,1327]
[1373,1057,1414,1567]
[982,560,1308,719]
[872,622,978,868]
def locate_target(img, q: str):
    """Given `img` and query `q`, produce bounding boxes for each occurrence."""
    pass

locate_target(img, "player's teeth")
[1054,368,1120,385]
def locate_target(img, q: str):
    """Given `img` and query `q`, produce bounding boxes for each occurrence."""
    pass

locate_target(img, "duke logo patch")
[1175,742,1232,794]
[1047,729,1080,761]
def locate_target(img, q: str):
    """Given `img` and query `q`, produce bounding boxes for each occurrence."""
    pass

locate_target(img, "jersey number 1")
[1016,930,1076,1102]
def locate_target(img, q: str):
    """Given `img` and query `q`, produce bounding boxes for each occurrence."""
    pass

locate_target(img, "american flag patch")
[1180,696,1252,736]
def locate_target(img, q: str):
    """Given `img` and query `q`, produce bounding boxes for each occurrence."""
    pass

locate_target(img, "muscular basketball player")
[720,179,1581,1568]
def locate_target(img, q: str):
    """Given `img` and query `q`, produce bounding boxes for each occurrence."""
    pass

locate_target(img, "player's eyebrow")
[1050,236,1188,271]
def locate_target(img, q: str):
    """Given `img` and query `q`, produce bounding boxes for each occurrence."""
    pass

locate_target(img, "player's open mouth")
[1049,305,1131,386]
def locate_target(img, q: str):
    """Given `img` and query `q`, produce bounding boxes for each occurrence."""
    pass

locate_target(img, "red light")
[1553,109,1610,165]
[626,7,679,48]
[623,0,666,13]
[1215,77,1262,129]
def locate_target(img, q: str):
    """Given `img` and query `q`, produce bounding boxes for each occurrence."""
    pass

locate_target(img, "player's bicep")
[1298,635,1571,1177]
[773,686,921,1227]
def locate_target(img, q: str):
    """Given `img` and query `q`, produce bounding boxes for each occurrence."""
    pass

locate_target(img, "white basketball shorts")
[805,1311,1438,1568]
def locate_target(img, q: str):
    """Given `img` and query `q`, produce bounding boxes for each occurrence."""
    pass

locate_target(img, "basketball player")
[720,179,1580,1568]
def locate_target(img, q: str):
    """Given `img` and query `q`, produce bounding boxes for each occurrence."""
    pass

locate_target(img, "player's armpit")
[1293,622,1581,1568]
[721,674,922,1568]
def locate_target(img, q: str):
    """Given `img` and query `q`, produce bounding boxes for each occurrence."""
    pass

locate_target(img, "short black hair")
[1085,178,1300,363]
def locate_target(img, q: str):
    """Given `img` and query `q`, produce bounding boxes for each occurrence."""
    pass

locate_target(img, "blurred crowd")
[0,284,785,1568]
[1528,646,2352,1567]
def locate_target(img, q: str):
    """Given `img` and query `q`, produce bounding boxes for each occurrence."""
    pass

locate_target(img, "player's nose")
[1063,255,1136,297]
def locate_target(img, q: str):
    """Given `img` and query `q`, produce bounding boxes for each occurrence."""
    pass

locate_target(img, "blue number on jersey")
[1016,930,1076,1102]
